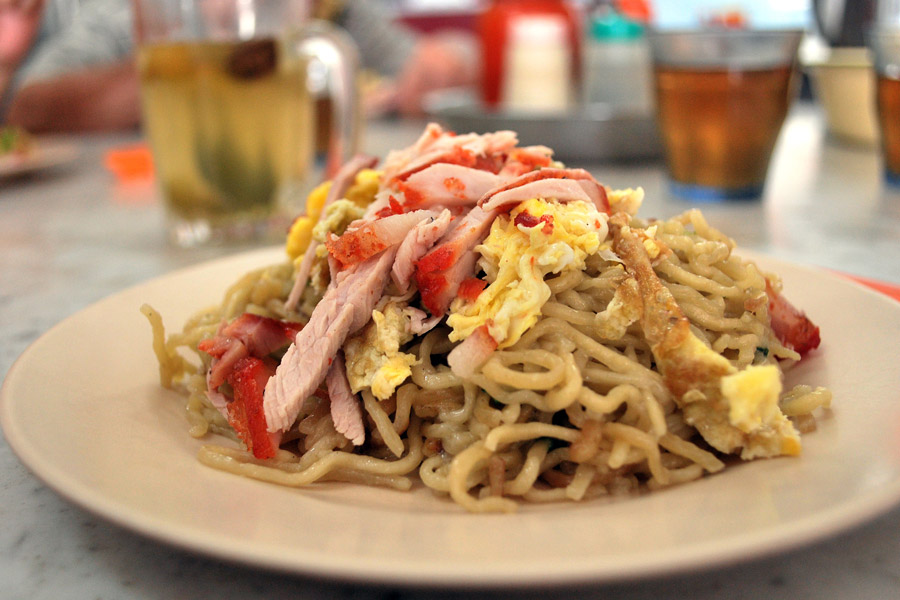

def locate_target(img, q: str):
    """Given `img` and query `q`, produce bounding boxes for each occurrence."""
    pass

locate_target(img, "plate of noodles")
[3,125,900,586]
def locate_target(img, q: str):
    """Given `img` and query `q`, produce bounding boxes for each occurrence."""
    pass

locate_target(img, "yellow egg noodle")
[143,126,831,512]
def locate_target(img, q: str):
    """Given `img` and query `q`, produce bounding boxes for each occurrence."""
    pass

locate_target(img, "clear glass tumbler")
[648,29,803,201]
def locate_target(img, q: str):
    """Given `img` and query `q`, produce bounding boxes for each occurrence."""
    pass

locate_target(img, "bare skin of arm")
[0,0,44,104]
[5,59,140,132]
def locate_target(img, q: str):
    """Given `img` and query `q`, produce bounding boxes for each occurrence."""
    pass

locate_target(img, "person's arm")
[0,70,13,104]
[0,0,45,110]
[6,0,134,132]
[338,3,478,117]
[6,58,140,132]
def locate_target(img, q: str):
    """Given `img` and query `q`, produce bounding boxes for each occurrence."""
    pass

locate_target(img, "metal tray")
[424,90,662,163]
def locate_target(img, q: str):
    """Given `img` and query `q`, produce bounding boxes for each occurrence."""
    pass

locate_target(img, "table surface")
[2,104,900,600]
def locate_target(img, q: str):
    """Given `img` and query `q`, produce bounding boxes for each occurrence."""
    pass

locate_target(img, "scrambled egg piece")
[448,198,608,348]
[607,187,644,216]
[721,365,801,457]
[344,302,420,400]
[679,337,801,460]
[723,365,783,432]
[285,169,381,259]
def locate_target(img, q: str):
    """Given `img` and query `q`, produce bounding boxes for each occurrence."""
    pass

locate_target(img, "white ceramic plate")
[3,248,900,587]
[0,140,79,179]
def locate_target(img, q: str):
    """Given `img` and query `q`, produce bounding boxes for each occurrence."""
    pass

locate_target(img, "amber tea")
[876,75,900,183]
[653,65,795,197]
[137,39,314,243]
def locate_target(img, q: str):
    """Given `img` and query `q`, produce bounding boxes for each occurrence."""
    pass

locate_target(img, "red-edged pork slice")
[226,356,282,459]
[392,209,453,293]
[325,209,438,268]
[415,205,499,315]
[478,167,610,213]
[224,313,302,356]
[765,279,821,355]
[198,314,302,390]
[405,306,443,335]
[401,163,502,209]
[200,335,249,391]
[447,325,498,379]
[381,123,457,183]
[382,124,518,184]
[483,179,596,212]
[326,351,365,446]
[578,179,610,213]
[361,189,398,220]
[498,145,554,178]
[417,249,481,317]
[284,155,379,311]
[264,247,398,433]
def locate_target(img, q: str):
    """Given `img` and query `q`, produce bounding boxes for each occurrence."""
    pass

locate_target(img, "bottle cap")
[590,13,644,40]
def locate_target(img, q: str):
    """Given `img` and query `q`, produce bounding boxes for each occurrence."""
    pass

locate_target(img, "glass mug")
[133,0,359,246]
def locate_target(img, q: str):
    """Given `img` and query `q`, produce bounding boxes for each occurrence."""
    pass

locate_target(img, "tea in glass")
[132,0,360,247]
[654,65,794,197]
[872,29,900,185]
[648,30,803,200]
[138,39,314,244]
[876,74,900,184]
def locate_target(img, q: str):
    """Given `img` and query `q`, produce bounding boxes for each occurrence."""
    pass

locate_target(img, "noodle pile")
[143,132,831,513]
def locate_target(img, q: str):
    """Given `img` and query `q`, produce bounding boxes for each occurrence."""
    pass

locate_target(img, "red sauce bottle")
[478,0,582,108]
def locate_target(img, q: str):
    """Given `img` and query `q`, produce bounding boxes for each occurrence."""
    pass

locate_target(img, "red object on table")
[478,0,581,107]
[103,143,154,181]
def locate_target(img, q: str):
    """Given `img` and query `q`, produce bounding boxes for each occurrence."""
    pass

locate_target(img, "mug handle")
[287,21,360,177]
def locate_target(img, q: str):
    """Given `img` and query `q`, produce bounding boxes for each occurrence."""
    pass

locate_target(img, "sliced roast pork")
[401,163,502,209]
[382,124,518,183]
[447,325,498,379]
[479,167,610,213]
[199,313,302,390]
[197,314,301,458]
[325,209,438,268]
[324,154,380,207]
[415,205,500,316]
[483,179,596,211]
[264,247,399,432]
[326,351,365,446]
[285,154,378,311]
[392,209,453,293]
[497,145,554,178]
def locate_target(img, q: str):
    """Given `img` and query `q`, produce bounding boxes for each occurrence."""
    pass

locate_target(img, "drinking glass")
[870,0,900,186]
[648,29,803,200]
[133,0,360,246]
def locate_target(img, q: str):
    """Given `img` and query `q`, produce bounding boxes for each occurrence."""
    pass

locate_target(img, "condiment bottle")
[503,14,573,111]
[479,0,581,108]
[583,6,652,113]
